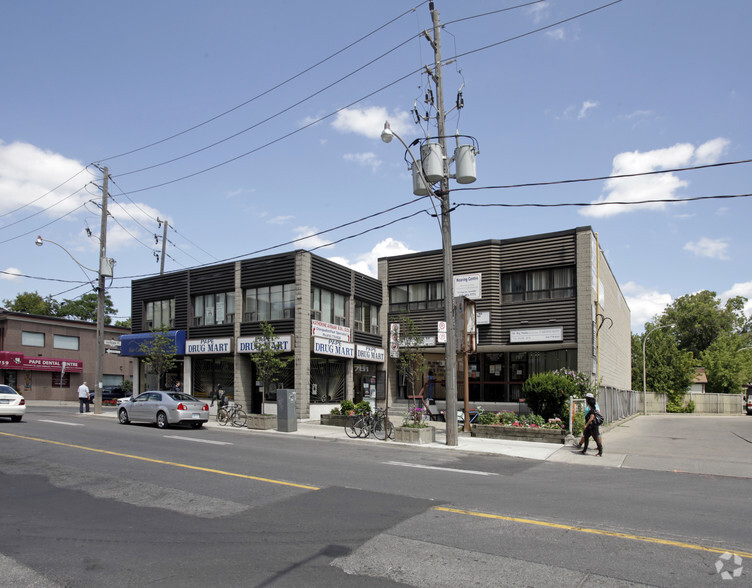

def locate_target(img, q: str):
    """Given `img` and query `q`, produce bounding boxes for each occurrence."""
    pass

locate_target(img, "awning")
[119,331,186,357]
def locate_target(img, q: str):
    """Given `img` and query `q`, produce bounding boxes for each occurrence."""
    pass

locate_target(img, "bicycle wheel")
[232,409,247,427]
[354,416,370,438]
[217,408,230,426]
[344,415,360,438]
[372,416,388,440]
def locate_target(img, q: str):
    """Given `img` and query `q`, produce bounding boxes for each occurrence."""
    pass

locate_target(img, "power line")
[0,201,90,245]
[0,165,94,219]
[96,3,428,163]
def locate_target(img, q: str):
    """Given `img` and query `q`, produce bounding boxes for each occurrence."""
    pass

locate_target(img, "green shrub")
[572,411,585,436]
[476,408,499,425]
[522,372,576,420]
[354,400,372,415]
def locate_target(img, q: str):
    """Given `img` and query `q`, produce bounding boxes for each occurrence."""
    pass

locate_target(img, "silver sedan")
[117,391,209,429]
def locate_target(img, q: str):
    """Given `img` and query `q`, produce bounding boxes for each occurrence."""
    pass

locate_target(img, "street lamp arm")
[35,236,98,273]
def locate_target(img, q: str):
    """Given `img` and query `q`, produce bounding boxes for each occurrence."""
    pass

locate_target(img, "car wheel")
[118,409,130,424]
[10,415,22,422]
[190,421,203,429]
[156,411,168,429]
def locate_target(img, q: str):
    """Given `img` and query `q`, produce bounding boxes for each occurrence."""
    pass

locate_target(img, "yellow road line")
[0,430,320,491]
[434,507,752,559]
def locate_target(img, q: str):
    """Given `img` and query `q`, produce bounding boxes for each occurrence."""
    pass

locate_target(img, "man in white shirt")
[78,381,90,413]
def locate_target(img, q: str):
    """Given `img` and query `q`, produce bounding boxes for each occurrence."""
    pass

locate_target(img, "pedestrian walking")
[78,381,91,413]
[576,393,600,448]
[580,393,603,456]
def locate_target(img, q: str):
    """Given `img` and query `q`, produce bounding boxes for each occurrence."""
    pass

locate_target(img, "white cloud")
[580,138,729,218]
[621,281,673,333]
[0,141,91,216]
[292,226,333,251]
[545,28,565,41]
[1,267,23,282]
[683,237,730,260]
[267,215,293,225]
[331,106,410,139]
[578,100,599,119]
[343,152,381,172]
[328,237,415,278]
[721,281,752,317]
[527,2,550,24]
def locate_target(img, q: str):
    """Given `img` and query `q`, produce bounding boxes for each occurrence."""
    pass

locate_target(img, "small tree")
[522,371,576,420]
[396,315,427,405]
[139,328,177,390]
[250,322,292,415]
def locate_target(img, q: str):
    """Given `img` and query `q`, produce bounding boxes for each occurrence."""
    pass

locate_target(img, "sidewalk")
[33,403,752,479]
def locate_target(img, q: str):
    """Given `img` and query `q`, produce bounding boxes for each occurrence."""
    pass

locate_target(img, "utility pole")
[158,218,168,275]
[428,1,459,446]
[94,167,109,414]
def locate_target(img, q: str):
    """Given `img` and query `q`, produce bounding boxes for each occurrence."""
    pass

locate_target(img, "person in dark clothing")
[581,393,603,457]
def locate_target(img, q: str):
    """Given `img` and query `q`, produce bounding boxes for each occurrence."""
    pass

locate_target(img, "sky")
[1,0,750,333]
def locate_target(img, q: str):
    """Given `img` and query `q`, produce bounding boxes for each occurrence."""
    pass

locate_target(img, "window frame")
[501,267,575,303]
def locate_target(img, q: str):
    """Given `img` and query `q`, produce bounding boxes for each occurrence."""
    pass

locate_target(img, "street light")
[36,232,114,415]
[642,323,675,415]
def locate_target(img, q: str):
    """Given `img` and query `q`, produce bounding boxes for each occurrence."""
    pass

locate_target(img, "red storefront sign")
[0,351,83,373]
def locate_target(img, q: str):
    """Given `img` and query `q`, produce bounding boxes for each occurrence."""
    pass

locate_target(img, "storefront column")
[295,251,312,419]
[183,356,192,396]
[133,359,141,395]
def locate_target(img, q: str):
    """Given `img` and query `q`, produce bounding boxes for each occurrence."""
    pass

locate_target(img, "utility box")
[276,389,297,432]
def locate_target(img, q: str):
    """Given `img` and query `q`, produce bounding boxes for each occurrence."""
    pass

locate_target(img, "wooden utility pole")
[94,167,108,414]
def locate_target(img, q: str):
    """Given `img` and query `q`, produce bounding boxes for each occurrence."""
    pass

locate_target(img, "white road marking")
[164,435,233,446]
[39,420,84,426]
[384,461,498,476]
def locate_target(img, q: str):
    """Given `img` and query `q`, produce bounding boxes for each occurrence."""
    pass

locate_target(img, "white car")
[0,385,26,422]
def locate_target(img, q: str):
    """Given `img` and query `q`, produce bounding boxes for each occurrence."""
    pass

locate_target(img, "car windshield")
[0,385,18,395]
[168,392,198,402]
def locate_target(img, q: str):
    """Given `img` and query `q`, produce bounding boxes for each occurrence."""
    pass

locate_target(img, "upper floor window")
[389,281,443,312]
[311,286,346,325]
[192,292,235,326]
[244,284,295,322]
[53,334,79,350]
[354,300,379,334]
[145,299,175,330]
[21,331,44,347]
[502,267,575,303]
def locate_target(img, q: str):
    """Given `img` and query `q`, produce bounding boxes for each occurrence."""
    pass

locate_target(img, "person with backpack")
[580,393,604,456]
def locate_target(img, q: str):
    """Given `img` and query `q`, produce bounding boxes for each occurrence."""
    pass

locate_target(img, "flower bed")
[472,424,567,444]
[320,414,350,427]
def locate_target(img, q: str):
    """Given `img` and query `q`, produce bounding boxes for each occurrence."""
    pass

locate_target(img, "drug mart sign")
[186,338,233,354]
[313,337,355,359]
[355,345,385,362]
[237,335,294,353]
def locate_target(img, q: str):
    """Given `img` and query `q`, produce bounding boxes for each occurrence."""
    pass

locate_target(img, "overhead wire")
[96,2,429,163]
[0,164,94,219]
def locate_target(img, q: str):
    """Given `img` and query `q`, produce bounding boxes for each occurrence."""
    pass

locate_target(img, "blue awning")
[119,331,186,357]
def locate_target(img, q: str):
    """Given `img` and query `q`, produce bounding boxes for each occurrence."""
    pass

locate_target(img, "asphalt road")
[0,407,749,587]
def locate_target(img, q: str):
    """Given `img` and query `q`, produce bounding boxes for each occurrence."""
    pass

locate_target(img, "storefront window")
[311,287,347,324]
[145,299,175,329]
[244,284,294,321]
[389,281,443,312]
[502,267,574,303]
[192,292,235,325]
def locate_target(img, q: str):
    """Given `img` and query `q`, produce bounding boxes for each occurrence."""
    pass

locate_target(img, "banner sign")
[185,338,233,355]
[355,345,385,362]
[454,273,482,300]
[510,327,563,343]
[312,337,355,359]
[311,320,350,342]
[237,335,294,353]
[0,352,83,373]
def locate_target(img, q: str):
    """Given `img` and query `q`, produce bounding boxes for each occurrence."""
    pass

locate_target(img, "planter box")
[320,414,350,427]
[395,425,435,445]
[247,414,276,430]
[472,424,567,444]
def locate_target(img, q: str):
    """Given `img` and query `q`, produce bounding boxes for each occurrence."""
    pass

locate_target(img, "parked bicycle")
[217,401,248,427]
[344,408,393,440]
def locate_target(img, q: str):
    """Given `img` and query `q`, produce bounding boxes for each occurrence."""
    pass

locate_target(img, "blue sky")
[1,0,750,333]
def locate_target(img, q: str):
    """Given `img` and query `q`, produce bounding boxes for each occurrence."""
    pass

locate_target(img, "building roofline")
[0,309,130,331]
